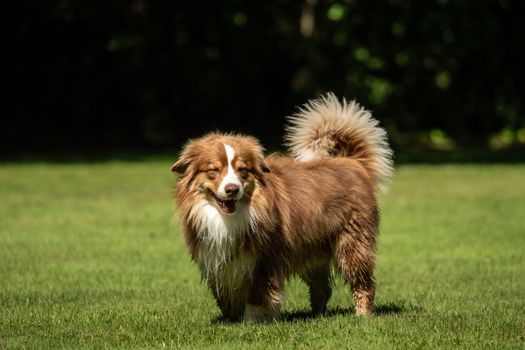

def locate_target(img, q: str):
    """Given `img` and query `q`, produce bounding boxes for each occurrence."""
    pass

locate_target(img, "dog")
[171,93,393,323]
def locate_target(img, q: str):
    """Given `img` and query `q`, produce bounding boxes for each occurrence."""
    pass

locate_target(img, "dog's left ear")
[259,158,270,173]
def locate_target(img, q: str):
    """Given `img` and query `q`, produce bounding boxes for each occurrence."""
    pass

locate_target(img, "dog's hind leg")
[334,230,377,316]
[300,262,332,315]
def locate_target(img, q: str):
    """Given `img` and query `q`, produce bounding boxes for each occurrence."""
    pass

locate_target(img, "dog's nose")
[224,183,240,196]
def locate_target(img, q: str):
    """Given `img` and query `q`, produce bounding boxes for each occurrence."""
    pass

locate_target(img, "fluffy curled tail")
[285,92,394,193]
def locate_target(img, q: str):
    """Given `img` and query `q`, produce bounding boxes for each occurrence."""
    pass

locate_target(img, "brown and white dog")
[171,93,393,323]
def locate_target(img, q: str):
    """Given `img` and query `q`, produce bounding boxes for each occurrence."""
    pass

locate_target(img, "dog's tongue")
[221,199,236,214]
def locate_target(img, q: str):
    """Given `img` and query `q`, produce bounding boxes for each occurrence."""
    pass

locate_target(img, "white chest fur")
[189,200,256,298]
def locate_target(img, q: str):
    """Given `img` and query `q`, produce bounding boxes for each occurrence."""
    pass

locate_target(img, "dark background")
[4,0,525,155]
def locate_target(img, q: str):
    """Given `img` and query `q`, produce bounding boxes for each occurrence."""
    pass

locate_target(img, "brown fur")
[171,94,393,322]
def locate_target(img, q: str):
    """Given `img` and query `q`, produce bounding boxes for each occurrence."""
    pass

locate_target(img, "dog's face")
[171,134,269,215]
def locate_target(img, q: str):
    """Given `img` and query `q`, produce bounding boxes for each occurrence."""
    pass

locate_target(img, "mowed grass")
[1,159,524,349]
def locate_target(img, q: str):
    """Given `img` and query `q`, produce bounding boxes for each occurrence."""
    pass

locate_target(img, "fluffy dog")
[171,93,393,322]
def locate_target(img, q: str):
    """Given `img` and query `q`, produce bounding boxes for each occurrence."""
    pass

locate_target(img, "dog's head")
[171,133,270,215]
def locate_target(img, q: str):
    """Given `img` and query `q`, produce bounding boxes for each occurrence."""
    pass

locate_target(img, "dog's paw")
[355,305,374,316]
[244,304,279,323]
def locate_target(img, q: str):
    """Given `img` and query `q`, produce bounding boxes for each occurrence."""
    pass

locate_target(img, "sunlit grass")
[1,161,524,348]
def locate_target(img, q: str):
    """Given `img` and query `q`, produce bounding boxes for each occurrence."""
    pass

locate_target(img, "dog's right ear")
[170,155,192,175]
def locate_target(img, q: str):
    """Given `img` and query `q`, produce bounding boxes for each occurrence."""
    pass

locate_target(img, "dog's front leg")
[244,266,283,323]
[208,281,245,322]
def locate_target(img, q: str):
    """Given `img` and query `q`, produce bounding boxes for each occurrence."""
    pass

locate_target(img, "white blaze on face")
[217,144,243,200]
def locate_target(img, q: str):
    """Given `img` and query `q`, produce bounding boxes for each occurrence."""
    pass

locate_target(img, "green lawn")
[1,160,524,349]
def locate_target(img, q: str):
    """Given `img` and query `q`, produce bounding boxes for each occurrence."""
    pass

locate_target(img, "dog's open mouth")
[208,190,237,214]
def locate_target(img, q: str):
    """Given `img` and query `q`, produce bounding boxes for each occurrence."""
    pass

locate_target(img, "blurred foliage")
[4,0,525,152]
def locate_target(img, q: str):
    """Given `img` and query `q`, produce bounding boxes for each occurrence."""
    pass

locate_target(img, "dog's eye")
[237,167,250,178]
[206,168,219,179]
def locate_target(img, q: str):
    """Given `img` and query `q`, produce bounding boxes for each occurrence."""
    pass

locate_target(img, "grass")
[1,159,524,349]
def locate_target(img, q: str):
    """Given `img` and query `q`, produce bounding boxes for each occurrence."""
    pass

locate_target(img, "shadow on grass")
[281,302,409,323]
[212,301,415,324]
